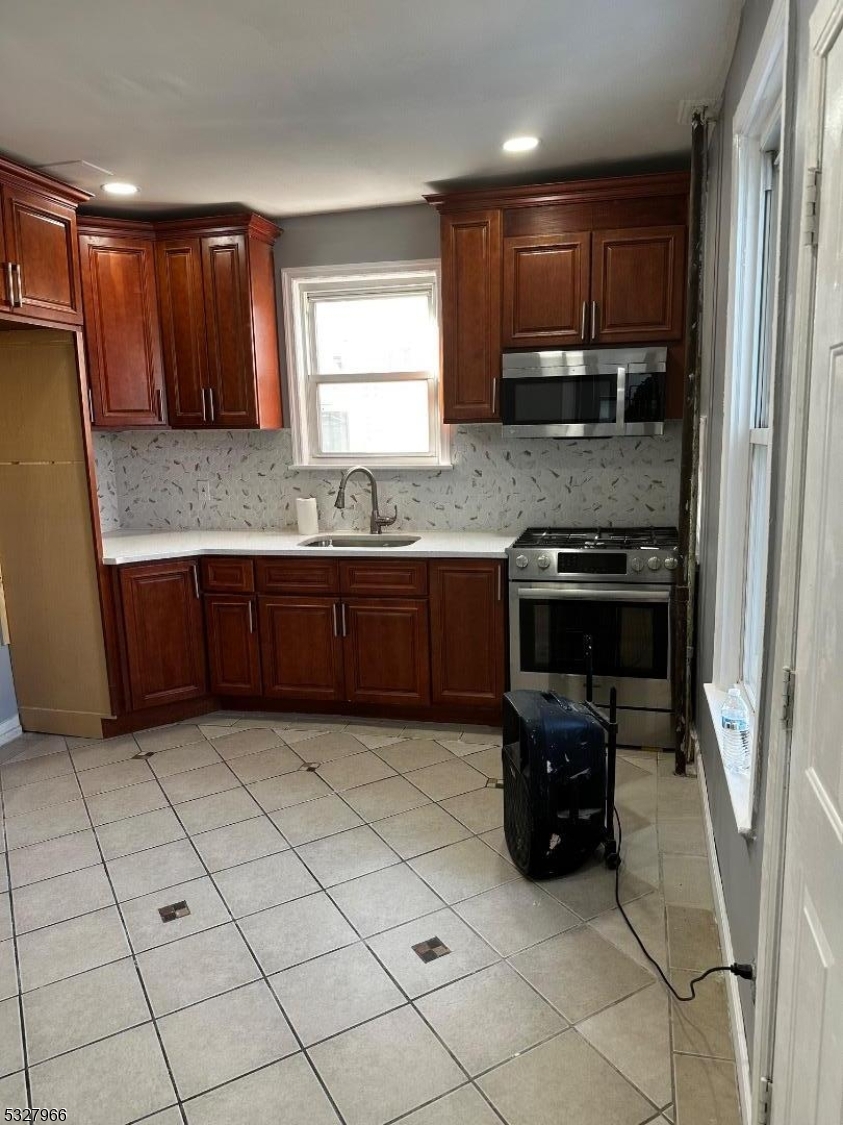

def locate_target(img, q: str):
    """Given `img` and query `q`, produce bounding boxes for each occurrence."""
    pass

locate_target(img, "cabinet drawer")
[339,560,428,597]
[256,557,340,595]
[200,557,255,593]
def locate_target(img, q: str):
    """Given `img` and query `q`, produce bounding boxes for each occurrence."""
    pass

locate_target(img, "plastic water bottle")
[721,687,750,773]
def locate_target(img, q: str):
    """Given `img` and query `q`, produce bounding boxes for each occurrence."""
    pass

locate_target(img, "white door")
[770,9,843,1124]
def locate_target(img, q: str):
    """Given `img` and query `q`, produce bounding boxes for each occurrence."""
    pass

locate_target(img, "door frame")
[750,0,842,1118]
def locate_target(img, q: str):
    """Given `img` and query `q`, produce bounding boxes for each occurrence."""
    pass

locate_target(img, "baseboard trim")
[0,714,22,747]
[696,739,752,1125]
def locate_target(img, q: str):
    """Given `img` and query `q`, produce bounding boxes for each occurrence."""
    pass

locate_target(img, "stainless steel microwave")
[501,347,667,438]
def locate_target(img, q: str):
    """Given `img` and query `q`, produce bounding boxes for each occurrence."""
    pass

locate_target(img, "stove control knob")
[630,557,645,573]
[664,556,679,572]
[647,556,662,571]
[537,553,551,570]
[514,554,529,569]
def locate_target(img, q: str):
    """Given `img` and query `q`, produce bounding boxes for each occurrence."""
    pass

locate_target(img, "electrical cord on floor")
[611,806,754,1003]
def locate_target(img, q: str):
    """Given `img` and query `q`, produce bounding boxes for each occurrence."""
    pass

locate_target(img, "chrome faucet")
[334,465,398,535]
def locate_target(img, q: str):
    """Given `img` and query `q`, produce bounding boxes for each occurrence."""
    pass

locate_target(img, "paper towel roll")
[296,497,319,536]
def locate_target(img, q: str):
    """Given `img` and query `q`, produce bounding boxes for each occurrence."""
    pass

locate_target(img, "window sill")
[289,462,453,472]
[703,682,754,837]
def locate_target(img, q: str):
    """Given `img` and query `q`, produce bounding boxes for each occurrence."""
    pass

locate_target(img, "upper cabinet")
[79,219,165,427]
[0,158,86,327]
[155,215,283,430]
[427,172,690,421]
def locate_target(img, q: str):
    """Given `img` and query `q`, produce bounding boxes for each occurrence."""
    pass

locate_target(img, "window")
[282,261,448,468]
[706,0,785,834]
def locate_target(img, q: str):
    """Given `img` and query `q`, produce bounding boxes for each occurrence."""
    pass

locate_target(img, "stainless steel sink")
[300,534,420,549]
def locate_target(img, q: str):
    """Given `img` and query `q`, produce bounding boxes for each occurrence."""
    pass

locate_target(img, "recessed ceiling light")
[502,136,540,154]
[101,181,139,196]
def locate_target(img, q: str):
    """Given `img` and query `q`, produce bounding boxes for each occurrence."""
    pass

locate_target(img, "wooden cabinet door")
[343,598,430,707]
[204,594,261,696]
[201,234,257,427]
[259,596,344,701]
[440,210,502,422]
[79,234,164,427]
[1,187,81,324]
[156,238,209,427]
[591,226,685,344]
[502,233,591,347]
[119,560,207,711]
[430,559,505,709]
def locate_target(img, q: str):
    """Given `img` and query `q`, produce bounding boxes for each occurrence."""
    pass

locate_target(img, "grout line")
[1,787,34,1111]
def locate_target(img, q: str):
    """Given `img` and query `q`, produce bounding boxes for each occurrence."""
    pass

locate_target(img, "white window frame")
[282,260,450,470]
[705,0,786,835]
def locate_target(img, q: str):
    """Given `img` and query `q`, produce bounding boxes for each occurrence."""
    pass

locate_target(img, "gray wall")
[0,647,18,727]
[274,203,439,269]
[696,0,813,1048]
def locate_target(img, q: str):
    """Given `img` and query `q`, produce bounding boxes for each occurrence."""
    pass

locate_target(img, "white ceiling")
[0,1,739,217]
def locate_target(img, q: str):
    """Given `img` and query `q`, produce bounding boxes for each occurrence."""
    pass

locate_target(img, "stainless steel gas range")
[508,527,681,748]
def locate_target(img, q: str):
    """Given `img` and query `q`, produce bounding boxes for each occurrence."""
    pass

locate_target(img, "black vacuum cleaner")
[502,636,620,877]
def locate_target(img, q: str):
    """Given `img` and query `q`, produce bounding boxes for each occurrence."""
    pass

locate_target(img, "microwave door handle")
[516,585,671,604]
[616,365,627,433]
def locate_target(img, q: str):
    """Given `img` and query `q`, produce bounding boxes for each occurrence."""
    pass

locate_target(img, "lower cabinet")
[259,596,345,702]
[430,559,506,708]
[118,559,207,710]
[344,598,430,706]
[204,594,261,695]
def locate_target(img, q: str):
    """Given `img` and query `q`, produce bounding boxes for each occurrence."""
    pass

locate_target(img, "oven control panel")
[508,547,681,584]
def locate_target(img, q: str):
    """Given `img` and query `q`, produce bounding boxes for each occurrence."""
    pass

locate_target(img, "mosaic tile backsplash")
[93,424,682,535]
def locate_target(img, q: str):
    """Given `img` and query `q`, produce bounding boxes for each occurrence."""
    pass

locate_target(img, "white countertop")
[101,528,517,565]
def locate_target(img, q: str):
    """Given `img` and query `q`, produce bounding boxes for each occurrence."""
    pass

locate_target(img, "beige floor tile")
[616,776,658,824]
[270,794,363,845]
[210,726,288,761]
[398,1085,501,1125]
[590,893,667,975]
[367,907,498,998]
[0,996,23,1078]
[296,824,399,888]
[143,1110,184,1125]
[120,876,230,952]
[400,725,464,740]
[239,892,357,974]
[619,824,660,887]
[309,1004,463,1125]
[17,906,130,991]
[671,970,734,1059]
[1,733,67,763]
[8,829,100,888]
[95,807,185,861]
[478,1029,653,1125]
[158,763,240,804]
[23,958,148,1063]
[667,905,722,970]
[0,1074,26,1114]
[69,735,141,773]
[317,751,396,792]
[192,815,287,872]
[77,758,155,797]
[85,780,168,826]
[5,799,89,850]
[619,750,660,775]
[226,744,303,784]
[175,786,263,834]
[439,734,501,757]
[454,879,579,956]
[374,738,454,774]
[13,865,114,934]
[538,853,654,921]
[0,940,16,1001]
[2,773,82,818]
[615,756,655,786]
[135,723,207,754]
[215,850,318,916]
[659,818,707,856]
[146,740,219,779]
[341,775,429,821]
[138,922,260,1016]
[657,775,704,821]
[182,1053,340,1125]
[441,787,504,833]
[510,925,651,1022]
[417,961,565,1075]
[292,730,370,763]
[409,837,520,904]
[159,980,297,1100]
[1,750,74,790]
[0,895,9,943]
[248,770,332,811]
[29,1023,176,1125]
[271,941,404,1045]
[662,855,714,909]
[407,759,486,801]
[328,863,444,937]
[673,1054,741,1125]
[462,746,503,779]
[578,982,671,1105]
[107,838,205,902]
[372,804,471,859]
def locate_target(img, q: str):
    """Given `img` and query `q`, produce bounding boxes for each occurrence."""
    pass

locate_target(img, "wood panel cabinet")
[502,232,590,347]
[440,210,502,422]
[155,238,209,427]
[0,159,86,327]
[343,598,430,707]
[204,594,261,695]
[430,559,506,708]
[79,221,165,427]
[259,595,345,701]
[118,560,207,710]
[590,225,685,344]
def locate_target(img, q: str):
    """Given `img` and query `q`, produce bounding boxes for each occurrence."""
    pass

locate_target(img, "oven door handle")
[515,585,671,603]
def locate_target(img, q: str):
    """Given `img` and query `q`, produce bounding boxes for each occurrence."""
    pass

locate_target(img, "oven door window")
[520,595,669,679]
[503,375,617,425]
